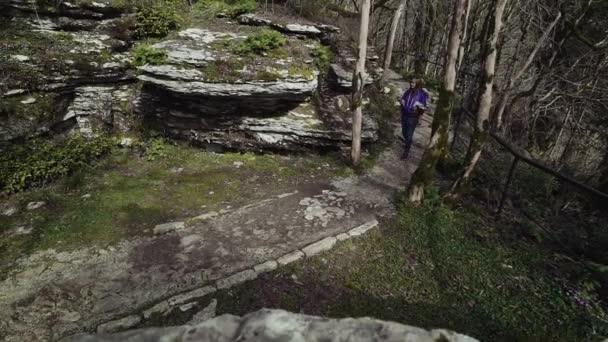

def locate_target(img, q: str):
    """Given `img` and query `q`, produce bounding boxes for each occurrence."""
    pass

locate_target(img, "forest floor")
[1,71,606,341]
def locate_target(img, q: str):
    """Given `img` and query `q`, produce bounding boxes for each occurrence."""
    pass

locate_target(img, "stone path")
[0,71,434,341]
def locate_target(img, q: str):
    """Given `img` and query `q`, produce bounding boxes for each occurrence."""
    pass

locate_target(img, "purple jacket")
[401,88,429,117]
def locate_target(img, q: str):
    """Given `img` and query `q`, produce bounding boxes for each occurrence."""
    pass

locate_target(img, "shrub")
[144,137,170,161]
[0,136,114,194]
[132,44,168,66]
[233,29,286,55]
[193,0,257,19]
[311,43,332,71]
[135,0,181,38]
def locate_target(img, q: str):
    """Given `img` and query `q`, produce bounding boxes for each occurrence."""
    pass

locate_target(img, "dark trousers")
[401,115,419,151]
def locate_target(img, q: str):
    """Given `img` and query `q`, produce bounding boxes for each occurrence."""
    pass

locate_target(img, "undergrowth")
[311,43,332,73]
[132,44,168,66]
[0,135,114,194]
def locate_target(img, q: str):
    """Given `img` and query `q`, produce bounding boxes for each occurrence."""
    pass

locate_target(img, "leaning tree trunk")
[450,0,508,193]
[351,0,371,166]
[381,0,407,81]
[407,0,468,203]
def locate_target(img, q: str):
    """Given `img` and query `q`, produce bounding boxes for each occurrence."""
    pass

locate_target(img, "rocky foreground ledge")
[64,309,477,342]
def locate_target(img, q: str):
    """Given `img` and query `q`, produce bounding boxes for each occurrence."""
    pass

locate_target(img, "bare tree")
[382,0,407,81]
[493,10,563,130]
[350,0,371,166]
[407,0,468,203]
[450,0,508,193]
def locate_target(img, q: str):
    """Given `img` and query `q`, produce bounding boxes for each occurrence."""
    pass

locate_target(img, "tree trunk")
[450,0,508,194]
[456,0,472,74]
[413,0,427,75]
[382,0,407,81]
[351,0,371,166]
[407,0,468,203]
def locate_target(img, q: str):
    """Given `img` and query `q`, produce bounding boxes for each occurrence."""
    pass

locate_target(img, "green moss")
[256,70,282,81]
[288,64,315,80]
[132,44,168,66]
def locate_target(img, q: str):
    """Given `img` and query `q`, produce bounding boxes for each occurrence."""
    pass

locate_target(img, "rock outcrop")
[1,3,379,150]
[63,309,478,342]
[135,26,377,151]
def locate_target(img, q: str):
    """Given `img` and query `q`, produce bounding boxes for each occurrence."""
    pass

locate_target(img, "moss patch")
[0,143,350,276]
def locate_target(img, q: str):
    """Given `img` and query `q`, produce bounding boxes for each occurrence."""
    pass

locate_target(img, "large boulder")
[63,309,478,342]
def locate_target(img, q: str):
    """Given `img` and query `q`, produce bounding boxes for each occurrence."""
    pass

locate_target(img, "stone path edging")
[94,219,379,334]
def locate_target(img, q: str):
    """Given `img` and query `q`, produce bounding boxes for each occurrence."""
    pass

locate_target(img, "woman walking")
[400,78,428,160]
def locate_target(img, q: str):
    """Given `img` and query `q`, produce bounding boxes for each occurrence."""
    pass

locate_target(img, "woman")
[400,78,428,160]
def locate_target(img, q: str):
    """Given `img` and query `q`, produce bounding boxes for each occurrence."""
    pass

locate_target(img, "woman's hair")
[413,78,425,89]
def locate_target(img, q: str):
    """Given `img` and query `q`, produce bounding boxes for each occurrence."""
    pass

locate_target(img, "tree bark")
[351,0,371,166]
[382,0,407,81]
[450,0,508,194]
[407,0,468,203]
[413,0,427,75]
[456,0,472,74]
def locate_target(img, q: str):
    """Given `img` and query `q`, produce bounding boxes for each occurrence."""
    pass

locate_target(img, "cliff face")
[1,1,380,151]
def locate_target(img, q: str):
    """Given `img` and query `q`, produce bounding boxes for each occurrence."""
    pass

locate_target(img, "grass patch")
[215,190,608,340]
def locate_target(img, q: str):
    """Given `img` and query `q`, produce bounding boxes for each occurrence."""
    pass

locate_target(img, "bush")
[0,136,114,194]
[135,0,182,38]
[311,43,332,71]
[193,0,256,19]
[144,137,170,161]
[132,44,168,66]
[233,29,286,55]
